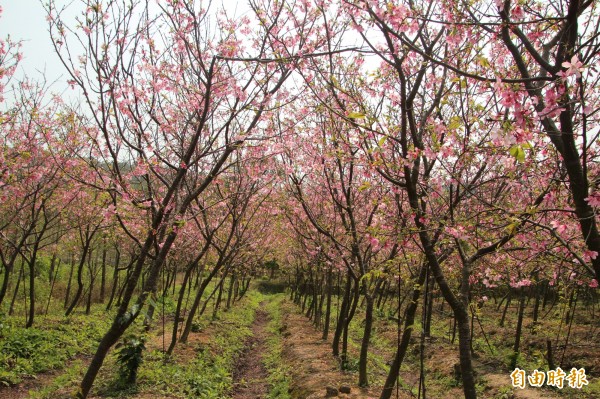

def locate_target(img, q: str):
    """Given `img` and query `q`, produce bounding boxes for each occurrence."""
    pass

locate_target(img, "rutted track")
[231,307,270,399]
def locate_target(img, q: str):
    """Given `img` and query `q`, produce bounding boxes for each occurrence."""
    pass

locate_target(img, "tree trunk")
[323,267,333,340]
[106,249,121,311]
[26,227,46,328]
[9,265,24,316]
[45,258,61,315]
[358,292,374,387]
[424,274,434,337]
[239,275,251,299]
[100,245,107,303]
[500,294,511,327]
[66,242,93,316]
[532,282,541,326]
[167,262,200,355]
[26,257,36,328]
[511,287,526,369]
[180,262,223,344]
[0,262,14,308]
[332,272,351,357]
[86,275,95,315]
[226,271,235,310]
[380,263,427,399]
[212,275,225,319]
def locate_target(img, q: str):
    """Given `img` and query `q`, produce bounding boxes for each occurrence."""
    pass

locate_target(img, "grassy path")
[231,307,270,398]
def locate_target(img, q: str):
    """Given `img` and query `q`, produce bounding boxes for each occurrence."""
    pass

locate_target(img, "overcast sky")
[0,0,69,86]
[0,0,250,92]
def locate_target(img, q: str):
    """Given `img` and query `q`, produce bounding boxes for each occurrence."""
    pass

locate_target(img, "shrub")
[115,335,146,384]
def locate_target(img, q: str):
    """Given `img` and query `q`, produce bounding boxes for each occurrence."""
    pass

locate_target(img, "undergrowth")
[0,310,110,386]
[263,293,292,399]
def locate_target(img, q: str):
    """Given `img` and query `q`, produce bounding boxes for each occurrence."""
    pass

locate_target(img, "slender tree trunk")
[341,275,360,367]
[86,275,95,315]
[500,294,511,327]
[100,245,107,303]
[78,217,180,398]
[9,265,24,316]
[106,250,121,311]
[26,257,36,328]
[66,241,94,316]
[212,275,225,319]
[167,261,203,355]
[233,274,240,301]
[45,258,61,315]
[26,225,47,328]
[167,273,190,354]
[171,261,178,296]
[380,263,427,399]
[226,271,235,310]
[48,253,57,283]
[64,253,74,309]
[546,340,555,370]
[332,272,351,357]
[542,281,551,310]
[180,263,224,343]
[323,266,333,340]
[424,275,434,337]
[511,287,526,369]
[200,270,230,317]
[532,282,541,326]
[0,262,13,308]
[239,275,251,299]
[417,232,477,399]
[116,267,131,307]
[359,292,374,387]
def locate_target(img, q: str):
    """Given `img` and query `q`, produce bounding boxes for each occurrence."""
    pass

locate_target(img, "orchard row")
[1,0,599,398]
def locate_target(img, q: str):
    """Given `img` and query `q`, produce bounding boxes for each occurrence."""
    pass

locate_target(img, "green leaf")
[509,145,525,162]
[448,116,462,130]
[478,56,490,68]
[521,141,532,149]
[505,222,519,235]
[347,111,365,119]
[358,181,371,191]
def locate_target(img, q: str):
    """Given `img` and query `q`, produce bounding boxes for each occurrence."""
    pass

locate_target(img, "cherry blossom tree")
[45,0,290,395]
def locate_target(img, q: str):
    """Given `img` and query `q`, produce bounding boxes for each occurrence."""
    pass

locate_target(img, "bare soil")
[230,308,270,399]
[0,370,61,399]
[279,300,388,399]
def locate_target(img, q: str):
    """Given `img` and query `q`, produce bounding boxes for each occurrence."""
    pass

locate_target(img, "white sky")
[0,0,250,92]
[0,0,67,85]
[1,0,374,109]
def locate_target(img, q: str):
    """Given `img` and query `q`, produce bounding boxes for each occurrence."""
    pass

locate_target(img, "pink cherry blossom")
[561,55,584,78]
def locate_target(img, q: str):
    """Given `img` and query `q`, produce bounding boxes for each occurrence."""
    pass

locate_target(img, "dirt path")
[0,371,60,399]
[231,308,270,399]
[279,301,385,399]
[0,355,88,399]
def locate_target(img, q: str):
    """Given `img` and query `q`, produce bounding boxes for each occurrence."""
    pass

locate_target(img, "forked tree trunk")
[66,236,95,316]
[167,261,200,354]
[180,261,225,344]
[341,276,360,368]
[380,263,427,399]
[332,272,351,357]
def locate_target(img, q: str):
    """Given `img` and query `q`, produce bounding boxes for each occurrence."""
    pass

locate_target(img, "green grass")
[96,290,262,398]
[0,310,111,386]
[262,293,292,399]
